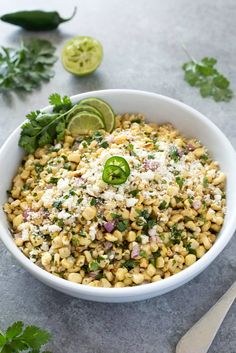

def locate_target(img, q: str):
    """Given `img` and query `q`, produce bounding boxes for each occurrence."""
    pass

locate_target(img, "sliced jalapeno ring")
[104,156,130,176]
[102,165,128,185]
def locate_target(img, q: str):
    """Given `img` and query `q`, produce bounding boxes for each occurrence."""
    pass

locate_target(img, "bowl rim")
[1,88,236,299]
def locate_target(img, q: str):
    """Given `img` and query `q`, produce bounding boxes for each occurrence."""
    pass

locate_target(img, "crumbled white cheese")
[57,210,71,219]
[89,223,98,241]
[126,198,138,207]
[57,178,70,191]
[141,234,149,244]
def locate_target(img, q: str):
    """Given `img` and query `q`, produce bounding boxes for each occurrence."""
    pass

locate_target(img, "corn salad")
[3,114,226,287]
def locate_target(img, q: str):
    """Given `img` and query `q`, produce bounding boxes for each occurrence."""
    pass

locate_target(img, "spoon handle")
[176,282,236,353]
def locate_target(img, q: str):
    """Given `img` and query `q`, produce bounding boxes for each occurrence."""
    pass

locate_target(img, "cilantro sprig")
[0,321,52,353]
[19,93,74,154]
[0,39,57,92]
[182,47,233,102]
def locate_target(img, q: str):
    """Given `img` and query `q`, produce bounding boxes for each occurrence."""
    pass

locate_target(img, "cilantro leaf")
[175,176,184,189]
[0,322,52,353]
[6,322,23,340]
[19,94,75,154]
[182,51,233,102]
[49,93,72,113]
[0,39,57,93]
[18,326,51,350]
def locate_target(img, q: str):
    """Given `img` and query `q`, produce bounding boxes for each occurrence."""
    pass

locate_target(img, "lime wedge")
[66,104,103,123]
[62,36,103,76]
[67,112,105,136]
[79,98,115,132]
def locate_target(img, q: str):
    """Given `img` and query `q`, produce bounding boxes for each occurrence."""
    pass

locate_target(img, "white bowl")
[0,89,236,303]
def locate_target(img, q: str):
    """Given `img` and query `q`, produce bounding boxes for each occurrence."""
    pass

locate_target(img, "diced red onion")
[131,244,140,258]
[156,236,163,244]
[143,160,159,171]
[186,143,195,151]
[89,271,99,278]
[104,221,115,233]
[23,209,31,221]
[178,149,184,157]
[150,235,157,243]
[148,228,157,237]
[14,233,22,239]
[193,200,202,210]
[104,241,113,250]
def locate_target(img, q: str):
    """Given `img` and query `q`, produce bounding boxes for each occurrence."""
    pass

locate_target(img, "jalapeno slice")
[102,165,128,185]
[104,156,130,176]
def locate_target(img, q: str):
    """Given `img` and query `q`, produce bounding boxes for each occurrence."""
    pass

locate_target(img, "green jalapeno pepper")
[104,156,130,176]
[102,156,130,185]
[1,7,77,31]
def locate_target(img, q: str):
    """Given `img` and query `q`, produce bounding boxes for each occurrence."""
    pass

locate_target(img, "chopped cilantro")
[129,189,139,197]
[127,143,137,156]
[188,196,194,205]
[90,198,99,206]
[147,219,156,229]
[140,250,147,257]
[90,261,99,271]
[122,259,137,270]
[131,118,141,124]
[169,147,180,162]
[185,243,197,255]
[111,213,121,219]
[22,183,30,191]
[72,235,79,246]
[148,154,155,159]
[48,177,58,185]
[116,220,129,232]
[52,200,62,209]
[200,154,208,161]
[137,209,150,220]
[63,162,71,170]
[97,255,105,262]
[203,176,209,187]
[79,230,86,238]
[159,200,168,210]
[100,141,109,148]
[202,200,207,208]
[175,176,185,189]
[170,224,183,244]
[35,163,44,173]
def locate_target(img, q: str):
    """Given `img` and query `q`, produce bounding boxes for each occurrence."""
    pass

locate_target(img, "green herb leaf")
[49,93,72,113]
[175,176,184,189]
[170,224,183,244]
[182,52,233,102]
[111,213,121,219]
[159,200,168,210]
[129,189,139,197]
[5,322,23,340]
[116,220,129,232]
[169,147,180,162]
[0,39,57,93]
[0,322,52,353]
[122,259,137,270]
[203,176,209,188]
[90,261,99,271]
[19,94,75,154]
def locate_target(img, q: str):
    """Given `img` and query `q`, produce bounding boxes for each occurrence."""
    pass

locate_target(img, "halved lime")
[66,104,103,123]
[67,112,105,136]
[79,98,115,132]
[62,36,103,76]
